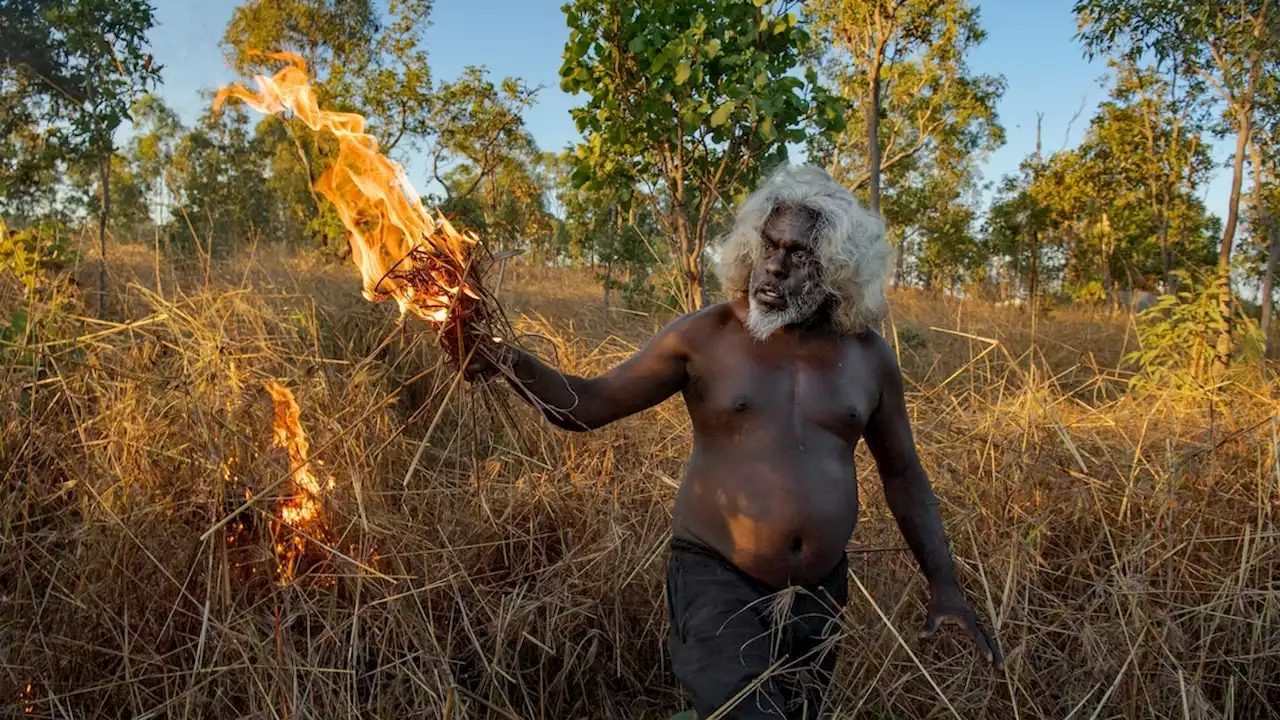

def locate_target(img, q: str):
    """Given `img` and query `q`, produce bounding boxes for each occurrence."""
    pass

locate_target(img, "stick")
[402,341,483,490]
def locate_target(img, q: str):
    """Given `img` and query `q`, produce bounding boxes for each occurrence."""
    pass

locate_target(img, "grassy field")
[2,241,1278,719]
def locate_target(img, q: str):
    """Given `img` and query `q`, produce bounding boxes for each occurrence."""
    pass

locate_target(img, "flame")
[20,683,33,714]
[264,380,334,584]
[214,52,482,325]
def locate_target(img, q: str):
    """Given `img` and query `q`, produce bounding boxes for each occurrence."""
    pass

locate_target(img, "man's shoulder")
[644,301,741,359]
[844,327,900,372]
[666,300,744,336]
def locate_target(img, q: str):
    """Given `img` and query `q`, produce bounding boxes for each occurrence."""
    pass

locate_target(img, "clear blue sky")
[145,0,1236,224]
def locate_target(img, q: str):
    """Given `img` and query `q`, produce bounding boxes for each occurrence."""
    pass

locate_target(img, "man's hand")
[920,584,1004,670]
[461,333,511,382]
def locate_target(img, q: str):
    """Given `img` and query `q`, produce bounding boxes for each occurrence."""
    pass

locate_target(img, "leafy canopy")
[560,0,842,198]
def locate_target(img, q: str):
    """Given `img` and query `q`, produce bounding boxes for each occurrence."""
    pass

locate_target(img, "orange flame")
[214,52,481,324]
[264,380,334,583]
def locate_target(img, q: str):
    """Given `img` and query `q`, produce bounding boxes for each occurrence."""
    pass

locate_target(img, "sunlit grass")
[2,240,1277,718]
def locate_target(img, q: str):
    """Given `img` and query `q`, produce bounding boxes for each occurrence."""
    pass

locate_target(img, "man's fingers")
[983,625,1006,671]
[922,607,1006,671]
[962,615,995,664]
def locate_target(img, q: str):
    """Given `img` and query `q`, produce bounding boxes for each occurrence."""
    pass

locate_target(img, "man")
[467,164,1002,718]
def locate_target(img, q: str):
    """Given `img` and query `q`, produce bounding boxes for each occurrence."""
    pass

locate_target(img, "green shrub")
[1123,270,1262,390]
[0,219,78,293]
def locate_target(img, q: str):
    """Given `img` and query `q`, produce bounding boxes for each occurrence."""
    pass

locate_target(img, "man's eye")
[793,251,810,262]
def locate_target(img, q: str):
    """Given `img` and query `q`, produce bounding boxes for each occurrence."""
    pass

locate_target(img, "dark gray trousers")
[666,538,849,719]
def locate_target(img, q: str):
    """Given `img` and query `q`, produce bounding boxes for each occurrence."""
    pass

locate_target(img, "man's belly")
[672,441,859,588]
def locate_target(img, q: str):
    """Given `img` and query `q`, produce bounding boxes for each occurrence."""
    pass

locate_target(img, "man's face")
[745,205,827,341]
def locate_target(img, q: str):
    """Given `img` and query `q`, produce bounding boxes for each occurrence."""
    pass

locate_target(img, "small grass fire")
[264,380,335,584]
[220,381,344,586]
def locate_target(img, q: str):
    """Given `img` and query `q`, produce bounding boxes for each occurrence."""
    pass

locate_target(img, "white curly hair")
[715,163,892,335]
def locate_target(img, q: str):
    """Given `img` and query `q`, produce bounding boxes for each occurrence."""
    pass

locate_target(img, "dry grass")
[2,241,1278,719]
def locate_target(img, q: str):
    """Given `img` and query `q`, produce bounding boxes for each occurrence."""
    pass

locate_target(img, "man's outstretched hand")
[921,584,1004,670]
[461,333,512,383]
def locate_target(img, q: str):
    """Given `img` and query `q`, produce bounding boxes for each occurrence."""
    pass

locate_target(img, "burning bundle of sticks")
[214,52,504,364]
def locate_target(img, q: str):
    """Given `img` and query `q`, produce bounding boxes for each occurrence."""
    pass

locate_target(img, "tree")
[985,77,1223,309]
[223,0,433,142]
[68,154,151,241]
[166,105,279,260]
[1,0,81,207]
[1075,0,1280,373]
[1,0,161,315]
[127,94,185,226]
[881,152,984,291]
[1244,80,1279,354]
[438,154,556,260]
[428,67,540,207]
[1030,68,1218,305]
[985,151,1052,303]
[1109,60,1213,293]
[547,150,667,307]
[806,0,1005,216]
[561,0,843,311]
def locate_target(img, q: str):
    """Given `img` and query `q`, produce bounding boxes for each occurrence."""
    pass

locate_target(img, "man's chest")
[684,340,878,442]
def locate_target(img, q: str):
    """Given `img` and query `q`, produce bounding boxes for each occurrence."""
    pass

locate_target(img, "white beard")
[745,297,791,341]
[745,289,826,342]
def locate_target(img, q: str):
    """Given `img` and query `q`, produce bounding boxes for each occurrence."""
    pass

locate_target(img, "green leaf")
[710,100,736,127]
[570,163,593,189]
[675,62,691,85]
[628,35,647,53]
[651,47,673,74]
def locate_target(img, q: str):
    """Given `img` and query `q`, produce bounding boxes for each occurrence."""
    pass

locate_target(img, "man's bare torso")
[668,299,887,588]
[468,176,1002,669]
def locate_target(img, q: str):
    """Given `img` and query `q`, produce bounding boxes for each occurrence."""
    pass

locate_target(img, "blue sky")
[146,0,1236,223]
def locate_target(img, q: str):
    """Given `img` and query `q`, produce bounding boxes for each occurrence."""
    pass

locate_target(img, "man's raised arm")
[473,315,692,432]
[860,334,1003,668]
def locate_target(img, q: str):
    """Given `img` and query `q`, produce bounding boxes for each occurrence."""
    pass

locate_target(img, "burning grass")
[214,52,509,365]
[1,245,1279,718]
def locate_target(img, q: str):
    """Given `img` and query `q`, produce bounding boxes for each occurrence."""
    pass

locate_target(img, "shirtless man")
[467,164,1002,718]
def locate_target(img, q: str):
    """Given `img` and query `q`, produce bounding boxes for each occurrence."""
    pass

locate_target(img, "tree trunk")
[1011,239,1022,301]
[673,209,702,312]
[603,260,613,314]
[893,229,905,288]
[866,64,882,216]
[1029,231,1039,308]
[1158,183,1172,293]
[97,152,111,318]
[604,204,622,314]
[1261,219,1278,357]
[685,250,704,311]
[1257,145,1277,357]
[1213,112,1252,376]
[1103,256,1116,315]
[1028,114,1043,309]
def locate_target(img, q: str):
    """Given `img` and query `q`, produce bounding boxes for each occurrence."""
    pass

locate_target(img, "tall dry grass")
[2,242,1278,719]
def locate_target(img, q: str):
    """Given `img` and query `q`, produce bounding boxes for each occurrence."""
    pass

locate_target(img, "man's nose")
[764,253,786,277]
